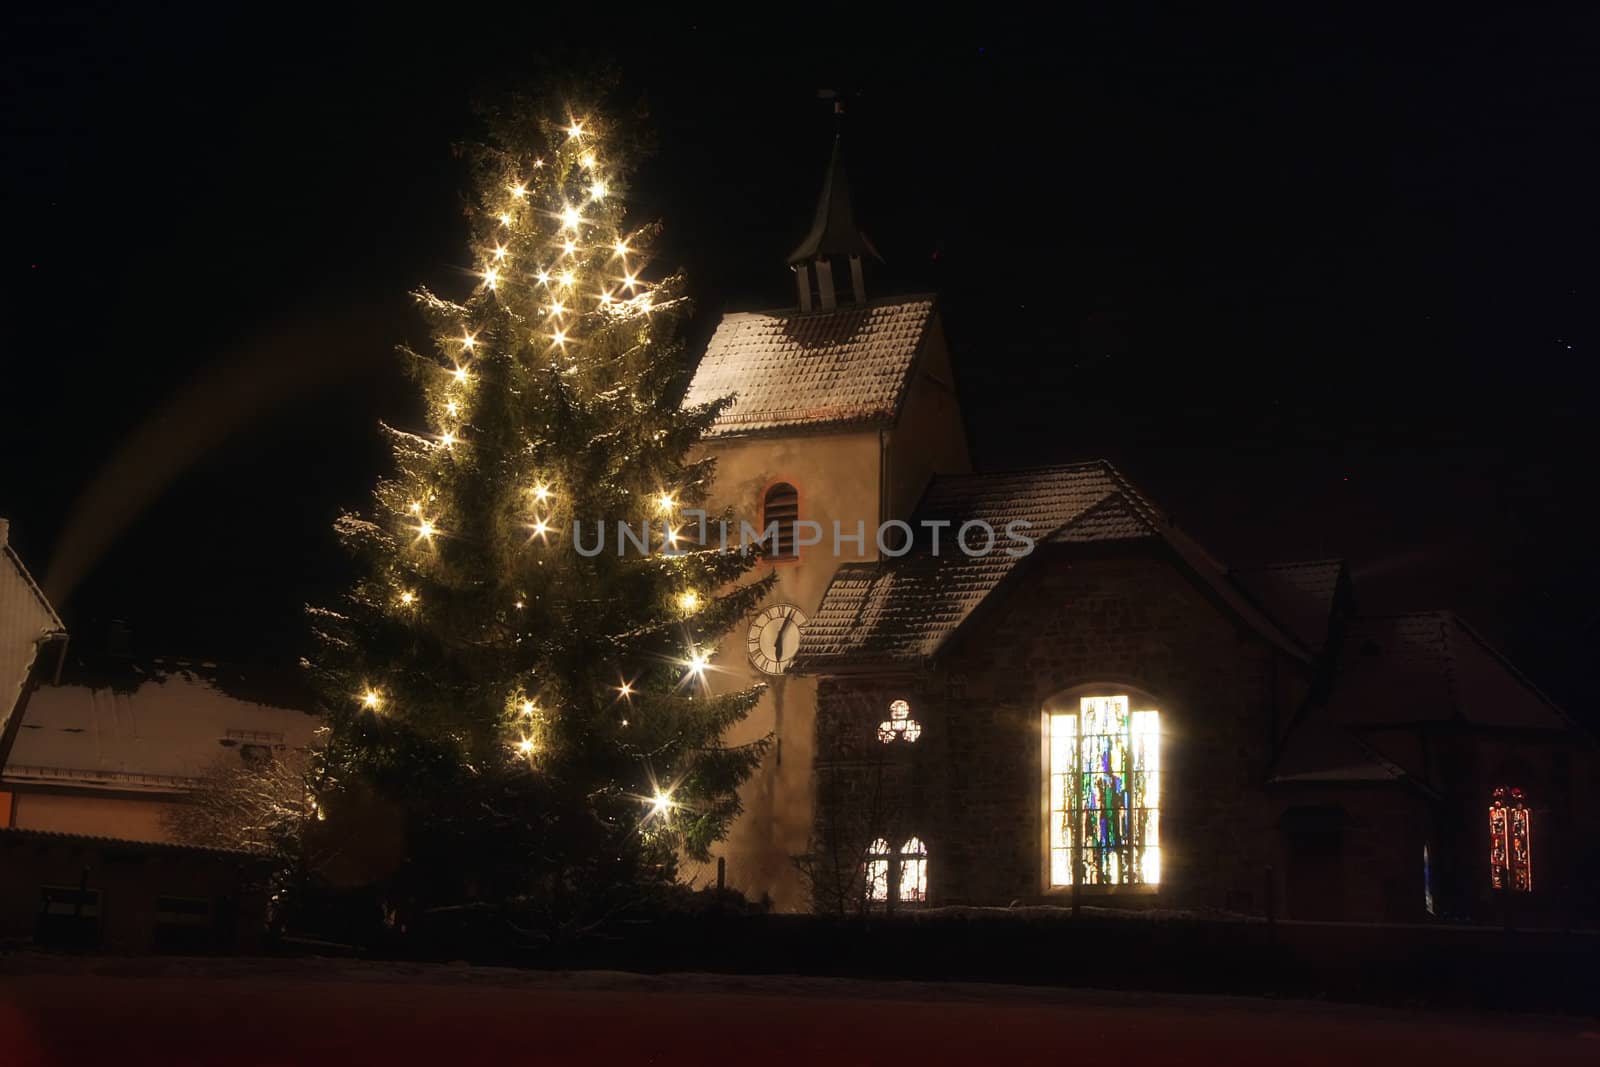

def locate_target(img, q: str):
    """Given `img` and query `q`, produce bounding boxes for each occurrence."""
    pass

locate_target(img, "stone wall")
[812,545,1310,913]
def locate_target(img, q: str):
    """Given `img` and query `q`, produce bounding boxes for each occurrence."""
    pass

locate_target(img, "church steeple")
[788,125,881,313]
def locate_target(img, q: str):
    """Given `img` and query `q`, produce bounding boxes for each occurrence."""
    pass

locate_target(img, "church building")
[685,137,1594,923]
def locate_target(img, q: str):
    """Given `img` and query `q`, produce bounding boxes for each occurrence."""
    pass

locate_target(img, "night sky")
[3,8,1595,710]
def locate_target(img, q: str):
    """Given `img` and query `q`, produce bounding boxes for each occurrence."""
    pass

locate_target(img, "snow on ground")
[2,953,1596,1066]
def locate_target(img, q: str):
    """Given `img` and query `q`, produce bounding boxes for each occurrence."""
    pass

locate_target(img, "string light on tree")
[308,100,774,929]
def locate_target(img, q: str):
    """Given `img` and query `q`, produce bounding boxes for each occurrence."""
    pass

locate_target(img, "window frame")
[1039,684,1164,897]
[1489,786,1533,893]
[862,835,930,908]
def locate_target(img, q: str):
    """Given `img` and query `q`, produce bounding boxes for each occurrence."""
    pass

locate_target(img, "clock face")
[747,604,808,675]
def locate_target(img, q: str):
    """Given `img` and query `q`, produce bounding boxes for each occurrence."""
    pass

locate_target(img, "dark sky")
[3,7,1595,707]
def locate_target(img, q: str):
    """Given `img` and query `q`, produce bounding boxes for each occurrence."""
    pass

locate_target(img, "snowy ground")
[1,954,1595,1065]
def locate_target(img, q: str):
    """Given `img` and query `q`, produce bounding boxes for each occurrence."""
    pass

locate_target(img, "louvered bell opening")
[763,484,800,561]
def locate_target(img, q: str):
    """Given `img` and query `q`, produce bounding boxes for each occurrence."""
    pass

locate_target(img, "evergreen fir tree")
[303,97,773,930]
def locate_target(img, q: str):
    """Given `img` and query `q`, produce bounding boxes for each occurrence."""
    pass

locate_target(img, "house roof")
[795,461,1307,671]
[0,825,267,862]
[1326,612,1571,732]
[1268,709,1414,787]
[4,663,319,793]
[1232,560,1346,652]
[682,295,937,436]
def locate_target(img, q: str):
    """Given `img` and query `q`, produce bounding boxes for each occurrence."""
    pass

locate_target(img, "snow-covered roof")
[1232,560,1347,653]
[683,295,937,436]
[5,662,318,794]
[796,461,1307,671]
[1327,612,1570,731]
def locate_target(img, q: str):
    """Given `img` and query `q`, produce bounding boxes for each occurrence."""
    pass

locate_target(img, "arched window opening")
[1046,692,1161,888]
[762,482,799,561]
[864,838,892,902]
[1489,787,1532,892]
[899,837,928,903]
[862,836,929,905]
[877,698,922,744]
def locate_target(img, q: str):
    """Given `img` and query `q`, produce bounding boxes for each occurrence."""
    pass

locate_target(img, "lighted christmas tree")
[303,97,773,930]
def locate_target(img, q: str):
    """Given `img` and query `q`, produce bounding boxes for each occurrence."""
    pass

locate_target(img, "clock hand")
[774,620,787,663]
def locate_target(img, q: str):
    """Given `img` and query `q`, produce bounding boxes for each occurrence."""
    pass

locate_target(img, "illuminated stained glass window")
[862,836,928,904]
[864,838,892,902]
[1489,787,1532,892]
[1048,695,1161,887]
[899,837,927,902]
[877,699,923,744]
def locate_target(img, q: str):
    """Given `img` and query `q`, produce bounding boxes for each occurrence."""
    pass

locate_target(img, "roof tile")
[796,462,1162,670]
[684,296,936,435]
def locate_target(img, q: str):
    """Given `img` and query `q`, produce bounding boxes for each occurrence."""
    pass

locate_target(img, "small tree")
[302,95,773,935]
[164,750,310,858]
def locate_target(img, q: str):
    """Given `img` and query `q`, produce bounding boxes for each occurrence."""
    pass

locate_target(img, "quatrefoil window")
[877,699,922,744]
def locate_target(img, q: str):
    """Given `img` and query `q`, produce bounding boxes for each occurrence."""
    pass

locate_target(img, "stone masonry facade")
[810,545,1311,913]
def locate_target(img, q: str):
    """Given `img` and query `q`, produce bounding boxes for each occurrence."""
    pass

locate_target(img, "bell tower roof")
[787,135,882,266]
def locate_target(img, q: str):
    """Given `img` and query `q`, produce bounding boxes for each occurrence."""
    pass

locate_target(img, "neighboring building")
[685,138,1594,922]
[0,828,271,952]
[3,652,319,844]
[0,518,69,829]
[0,523,296,950]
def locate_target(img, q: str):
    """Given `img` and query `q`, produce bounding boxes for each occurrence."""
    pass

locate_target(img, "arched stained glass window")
[1489,787,1532,892]
[1046,693,1161,887]
[861,836,929,905]
[864,838,892,902]
[899,837,928,903]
